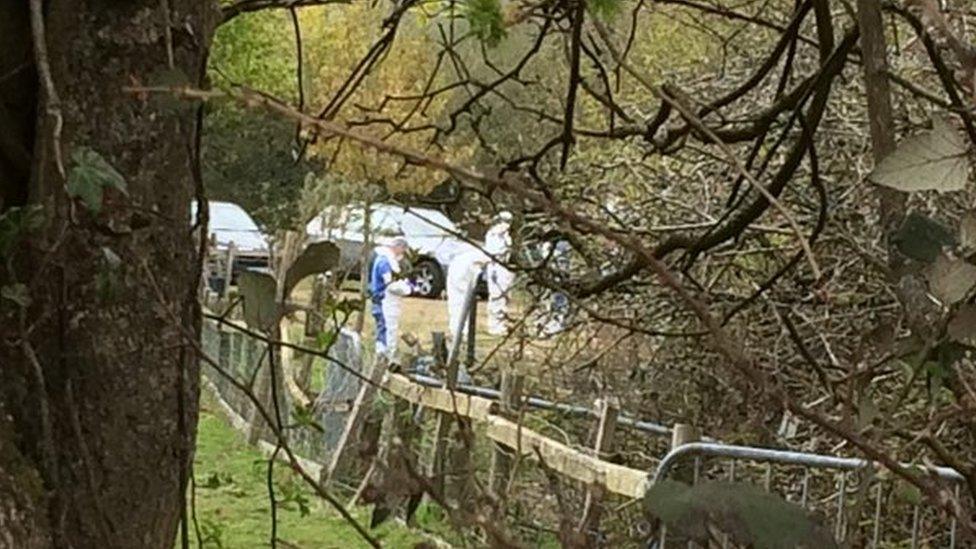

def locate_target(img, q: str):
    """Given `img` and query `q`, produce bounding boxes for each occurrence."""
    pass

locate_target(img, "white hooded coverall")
[446,249,488,341]
[484,217,514,335]
[370,246,412,361]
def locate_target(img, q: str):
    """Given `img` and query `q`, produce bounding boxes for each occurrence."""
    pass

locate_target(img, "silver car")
[192,200,271,285]
[306,203,479,298]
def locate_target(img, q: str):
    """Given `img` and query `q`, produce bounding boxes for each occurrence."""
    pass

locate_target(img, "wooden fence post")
[218,327,231,371]
[579,398,619,537]
[321,355,390,485]
[247,338,284,446]
[297,274,326,392]
[223,242,236,295]
[430,335,458,499]
[490,370,524,498]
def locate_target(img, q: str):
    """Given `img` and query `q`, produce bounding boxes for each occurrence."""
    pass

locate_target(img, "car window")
[367,207,401,236]
[337,206,361,233]
[209,202,260,232]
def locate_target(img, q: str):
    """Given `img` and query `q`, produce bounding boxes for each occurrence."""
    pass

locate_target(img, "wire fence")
[199,280,968,548]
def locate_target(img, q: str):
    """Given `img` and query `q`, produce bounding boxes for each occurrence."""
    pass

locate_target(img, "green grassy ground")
[191,408,429,548]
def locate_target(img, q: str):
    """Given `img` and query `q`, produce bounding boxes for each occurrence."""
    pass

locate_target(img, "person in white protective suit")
[369,236,414,362]
[446,249,490,343]
[484,211,514,335]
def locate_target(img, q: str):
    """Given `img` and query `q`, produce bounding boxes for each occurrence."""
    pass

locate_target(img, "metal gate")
[653,441,966,548]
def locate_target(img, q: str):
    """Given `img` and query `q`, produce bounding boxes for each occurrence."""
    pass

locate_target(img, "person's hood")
[212,229,269,255]
[374,245,403,271]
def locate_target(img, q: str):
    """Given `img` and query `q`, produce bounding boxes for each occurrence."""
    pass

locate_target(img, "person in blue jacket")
[369,236,413,361]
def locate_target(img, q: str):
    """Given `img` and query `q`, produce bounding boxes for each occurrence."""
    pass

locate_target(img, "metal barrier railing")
[408,372,675,437]
[653,442,966,548]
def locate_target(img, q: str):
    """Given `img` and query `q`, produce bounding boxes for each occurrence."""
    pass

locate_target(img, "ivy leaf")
[464,0,506,47]
[925,254,976,305]
[948,305,976,344]
[893,212,956,263]
[1,283,31,308]
[645,481,837,548]
[869,118,969,193]
[0,206,44,257]
[67,147,128,214]
[283,241,340,299]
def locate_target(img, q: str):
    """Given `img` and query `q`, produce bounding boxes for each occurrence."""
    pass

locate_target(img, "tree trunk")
[0,1,218,547]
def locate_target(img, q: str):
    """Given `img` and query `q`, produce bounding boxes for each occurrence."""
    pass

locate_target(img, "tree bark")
[855,0,906,267]
[0,1,218,547]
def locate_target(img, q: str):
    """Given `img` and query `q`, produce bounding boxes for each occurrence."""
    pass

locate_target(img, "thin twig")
[590,18,822,281]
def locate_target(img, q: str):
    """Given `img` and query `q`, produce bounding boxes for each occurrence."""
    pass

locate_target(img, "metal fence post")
[664,423,699,549]
[466,283,477,369]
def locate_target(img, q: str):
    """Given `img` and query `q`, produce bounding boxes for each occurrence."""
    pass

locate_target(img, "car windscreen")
[209,203,260,232]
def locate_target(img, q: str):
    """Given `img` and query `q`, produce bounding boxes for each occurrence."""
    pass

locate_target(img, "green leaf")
[238,270,278,331]
[644,481,837,548]
[893,480,923,506]
[869,118,969,193]
[316,330,337,349]
[0,206,44,257]
[925,254,976,304]
[67,147,128,214]
[1,283,31,308]
[948,305,976,344]
[290,404,325,433]
[893,212,956,263]
[283,241,340,298]
[588,0,622,19]
[464,0,506,47]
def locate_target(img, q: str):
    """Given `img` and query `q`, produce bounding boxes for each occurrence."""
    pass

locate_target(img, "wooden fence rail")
[383,373,650,499]
[201,316,652,505]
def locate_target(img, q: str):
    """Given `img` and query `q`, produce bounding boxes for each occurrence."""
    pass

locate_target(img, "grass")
[191,406,429,548]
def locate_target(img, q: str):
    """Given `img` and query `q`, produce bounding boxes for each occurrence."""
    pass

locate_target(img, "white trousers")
[380,297,401,361]
[487,263,514,335]
[447,283,470,341]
